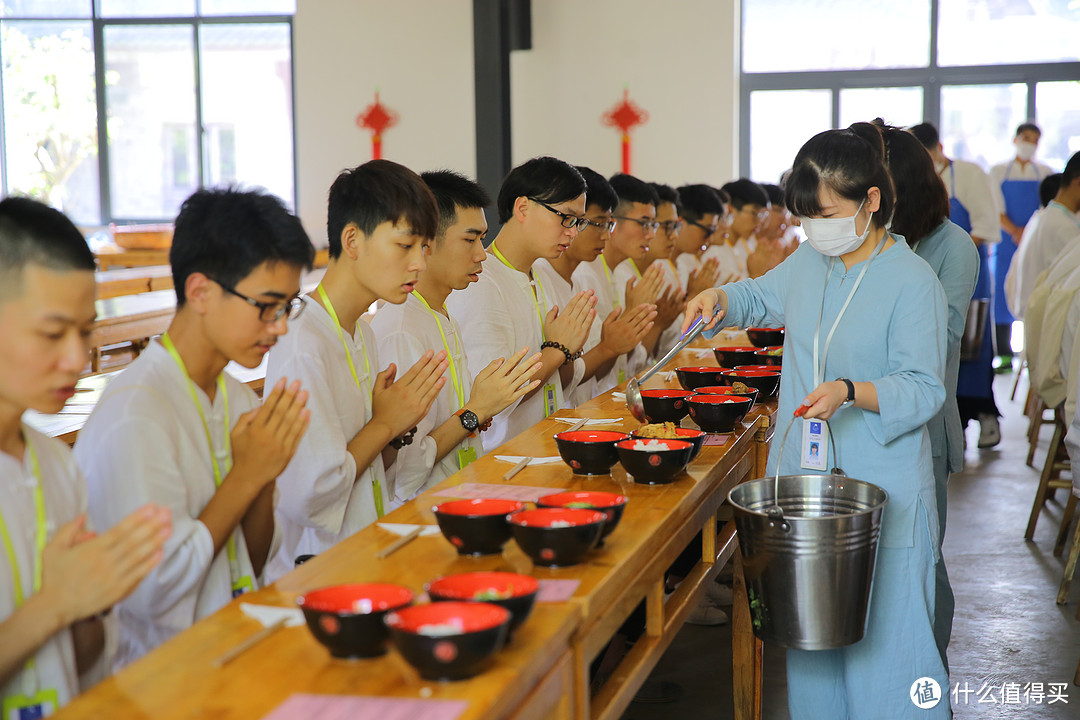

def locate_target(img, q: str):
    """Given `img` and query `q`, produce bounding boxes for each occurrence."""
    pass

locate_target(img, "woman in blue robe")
[684,123,950,719]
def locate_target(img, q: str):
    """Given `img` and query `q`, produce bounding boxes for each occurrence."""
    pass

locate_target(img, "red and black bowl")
[712,346,761,369]
[753,347,783,366]
[721,368,781,399]
[746,327,785,348]
[297,583,413,659]
[696,384,760,407]
[687,395,753,433]
[630,427,707,461]
[427,571,539,635]
[675,366,730,391]
[734,364,780,374]
[640,388,695,424]
[537,490,628,541]
[385,601,511,681]
[509,508,606,567]
[553,430,631,475]
[432,498,525,556]
[616,438,694,485]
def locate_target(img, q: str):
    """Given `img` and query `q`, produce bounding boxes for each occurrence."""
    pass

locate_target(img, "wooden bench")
[96,266,174,300]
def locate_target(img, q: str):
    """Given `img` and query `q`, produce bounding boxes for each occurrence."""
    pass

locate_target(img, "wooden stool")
[1024,406,1072,540]
[1057,490,1080,605]
[1025,391,1053,468]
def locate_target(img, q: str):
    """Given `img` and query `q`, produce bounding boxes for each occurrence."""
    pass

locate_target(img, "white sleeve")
[988,165,1007,216]
[963,164,1003,243]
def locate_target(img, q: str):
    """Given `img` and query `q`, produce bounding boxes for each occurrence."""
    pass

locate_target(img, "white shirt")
[612,260,652,375]
[370,294,483,504]
[654,258,685,353]
[1,428,84,709]
[571,257,630,392]
[447,253,566,449]
[673,252,700,289]
[75,341,269,668]
[263,301,389,581]
[989,159,1055,215]
[532,260,591,407]
[1005,202,1080,319]
[940,159,1002,243]
[701,242,746,284]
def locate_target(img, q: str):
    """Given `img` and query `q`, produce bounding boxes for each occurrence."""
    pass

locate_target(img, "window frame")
[0,1,297,225]
[739,0,1080,178]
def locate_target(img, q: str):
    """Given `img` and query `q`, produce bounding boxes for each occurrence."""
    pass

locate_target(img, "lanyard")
[490,243,548,330]
[630,261,643,278]
[314,285,383,518]
[1050,201,1080,233]
[411,291,465,409]
[599,255,621,308]
[160,333,249,587]
[812,234,889,387]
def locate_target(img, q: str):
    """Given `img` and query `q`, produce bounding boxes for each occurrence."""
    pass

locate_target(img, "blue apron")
[992,161,1043,325]
[950,164,993,399]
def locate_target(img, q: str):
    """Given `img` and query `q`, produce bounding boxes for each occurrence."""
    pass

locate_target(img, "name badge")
[801,418,828,471]
[4,689,59,720]
[231,575,255,599]
[543,383,558,417]
[457,446,478,470]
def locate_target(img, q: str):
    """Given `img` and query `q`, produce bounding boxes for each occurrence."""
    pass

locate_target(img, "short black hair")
[171,187,314,307]
[496,156,586,225]
[675,184,725,222]
[876,121,949,245]
[327,159,439,258]
[1016,122,1041,138]
[1062,151,1080,186]
[721,178,770,210]
[608,173,659,213]
[761,183,783,206]
[712,185,732,206]
[649,182,680,207]
[784,122,895,230]
[0,196,94,301]
[420,170,491,239]
[1040,174,1061,207]
[908,122,939,150]
[575,166,618,213]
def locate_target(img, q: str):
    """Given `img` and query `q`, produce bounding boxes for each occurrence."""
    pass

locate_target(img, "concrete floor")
[623,373,1080,719]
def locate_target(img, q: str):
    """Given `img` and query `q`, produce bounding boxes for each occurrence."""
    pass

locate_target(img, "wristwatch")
[457,408,480,432]
[837,378,855,408]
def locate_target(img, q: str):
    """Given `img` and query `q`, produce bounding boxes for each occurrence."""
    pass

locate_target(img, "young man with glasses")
[448,157,597,446]
[633,182,691,354]
[673,184,725,303]
[75,188,314,667]
[533,166,655,406]
[712,178,770,280]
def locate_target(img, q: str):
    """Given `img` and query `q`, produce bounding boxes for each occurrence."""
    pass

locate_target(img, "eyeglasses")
[583,217,617,233]
[211,278,306,323]
[529,198,590,230]
[738,206,771,221]
[658,219,684,235]
[613,216,660,232]
[685,219,719,238]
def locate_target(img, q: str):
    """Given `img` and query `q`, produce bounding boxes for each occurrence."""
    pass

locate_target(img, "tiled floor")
[623,373,1080,719]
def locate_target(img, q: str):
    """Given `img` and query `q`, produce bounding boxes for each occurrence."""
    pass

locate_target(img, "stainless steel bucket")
[728,474,888,650]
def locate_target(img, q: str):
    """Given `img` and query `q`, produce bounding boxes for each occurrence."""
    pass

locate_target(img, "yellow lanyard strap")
[411,291,465,408]
[314,285,384,518]
[600,255,621,309]
[490,243,548,331]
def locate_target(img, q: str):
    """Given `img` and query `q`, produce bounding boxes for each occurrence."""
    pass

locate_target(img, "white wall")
[510,0,740,187]
[293,0,477,245]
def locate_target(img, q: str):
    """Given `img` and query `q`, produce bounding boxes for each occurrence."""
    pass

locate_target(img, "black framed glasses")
[738,206,771,221]
[613,215,660,232]
[583,217,617,233]
[211,278,306,323]
[658,219,684,235]
[685,219,719,237]
[529,198,590,230]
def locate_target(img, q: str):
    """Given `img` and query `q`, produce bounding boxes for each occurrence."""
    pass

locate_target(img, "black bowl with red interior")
[687,395,753,433]
[712,346,761,369]
[553,430,631,475]
[640,388,695,424]
[696,384,760,407]
[432,498,524,556]
[509,508,606,567]
[427,571,539,636]
[722,368,781,399]
[298,583,414,659]
[616,438,695,485]
[735,364,780,375]
[385,601,511,680]
[537,490,628,542]
[632,426,707,461]
[746,327,785,348]
[753,346,783,366]
[675,366,731,392]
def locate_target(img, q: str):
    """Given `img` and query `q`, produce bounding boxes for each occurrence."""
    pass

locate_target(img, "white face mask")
[800,199,873,257]
[1016,141,1037,162]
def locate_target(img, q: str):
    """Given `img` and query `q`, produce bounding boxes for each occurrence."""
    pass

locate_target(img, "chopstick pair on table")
[504,417,587,480]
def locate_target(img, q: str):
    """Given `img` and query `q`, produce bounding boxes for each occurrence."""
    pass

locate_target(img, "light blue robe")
[710,237,951,719]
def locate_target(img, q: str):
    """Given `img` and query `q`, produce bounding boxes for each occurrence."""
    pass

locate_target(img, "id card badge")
[801,418,828,471]
[457,446,478,470]
[617,369,626,385]
[543,383,558,417]
[231,575,255,599]
[4,688,59,720]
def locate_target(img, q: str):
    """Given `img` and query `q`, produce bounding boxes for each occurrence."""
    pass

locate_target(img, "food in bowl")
[636,421,680,439]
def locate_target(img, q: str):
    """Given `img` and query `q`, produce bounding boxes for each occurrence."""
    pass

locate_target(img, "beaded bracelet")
[541,340,581,365]
[389,427,418,449]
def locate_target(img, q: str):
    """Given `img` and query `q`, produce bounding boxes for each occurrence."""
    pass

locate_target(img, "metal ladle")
[625,315,707,422]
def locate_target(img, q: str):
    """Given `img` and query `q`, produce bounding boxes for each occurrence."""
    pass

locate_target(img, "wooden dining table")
[54,333,777,720]
[96,266,174,300]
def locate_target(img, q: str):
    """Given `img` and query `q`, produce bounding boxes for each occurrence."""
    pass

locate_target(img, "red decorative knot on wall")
[601,87,649,174]
[356,89,399,160]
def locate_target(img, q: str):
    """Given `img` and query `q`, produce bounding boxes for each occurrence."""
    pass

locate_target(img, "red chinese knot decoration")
[601,88,649,174]
[356,89,399,160]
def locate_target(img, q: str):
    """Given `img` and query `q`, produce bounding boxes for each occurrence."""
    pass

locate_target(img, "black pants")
[958,395,1000,425]
[995,323,1014,358]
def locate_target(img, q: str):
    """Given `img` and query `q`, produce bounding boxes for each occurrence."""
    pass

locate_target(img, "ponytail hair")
[871,118,949,245]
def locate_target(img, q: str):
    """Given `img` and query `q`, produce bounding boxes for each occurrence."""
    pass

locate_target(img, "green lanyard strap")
[490,243,548,331]
[600,255,621,309]
[411,291,465,409]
